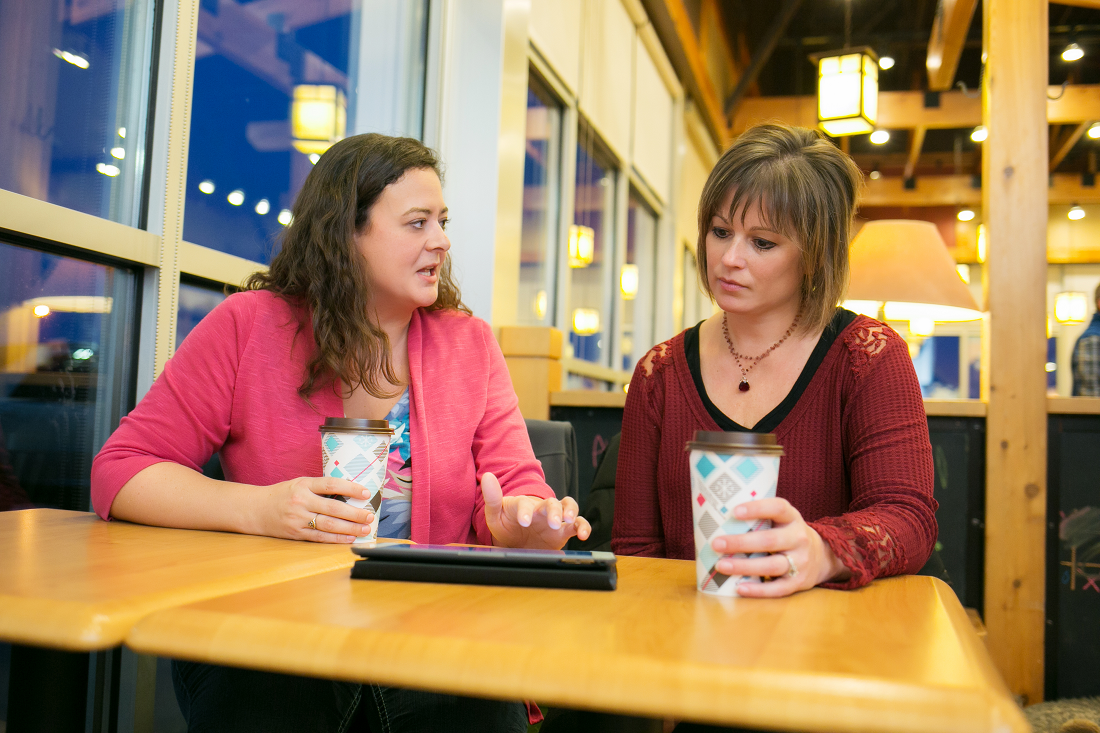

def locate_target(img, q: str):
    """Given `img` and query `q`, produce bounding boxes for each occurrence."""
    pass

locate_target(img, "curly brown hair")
[245,133,469,400]
[697,124,863,335]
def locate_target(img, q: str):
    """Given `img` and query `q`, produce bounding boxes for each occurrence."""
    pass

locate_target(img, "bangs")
[722,162,805,246]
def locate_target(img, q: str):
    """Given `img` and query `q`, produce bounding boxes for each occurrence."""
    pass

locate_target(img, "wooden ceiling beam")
[731,85,1100,134]
[926,0,980,92]
[1050,0,1100,8]
[1051,122,1089,170]
[904,126,927,180]
[860,173,1100,206]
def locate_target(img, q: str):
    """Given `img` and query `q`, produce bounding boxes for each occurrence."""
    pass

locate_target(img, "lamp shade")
[847,220,981,321]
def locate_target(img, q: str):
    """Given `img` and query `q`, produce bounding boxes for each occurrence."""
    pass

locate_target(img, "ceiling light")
[814,49,879,137]
[1089,123,1100,139]
[970,126,988,143]
[869,169,881,180]
[53,49,89,69]
[869,130,890,145]
[227,190,245,206]
[33,305,50,318]
[110,147,125,160]
[198,180,215,194]
[291,84,347,155]
[956,264,971,284]
[254,199,270,215]
[117,127,126,139]
[278,209,293,226]
[1069,204,1086,220]
[957,208,975,222]
[878,56,895,70]
[96,163,120,177]
[309,153,320,165]
[1063,43,1084,62]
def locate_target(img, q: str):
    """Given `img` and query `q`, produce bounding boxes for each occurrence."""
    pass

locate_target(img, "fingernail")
[564,513,575,523]
[712,538,727,552]
[520,514,531,526]
[362,526,372,533]
[362,489,370,498]
[734,505,747,518]
[549,518,561,530]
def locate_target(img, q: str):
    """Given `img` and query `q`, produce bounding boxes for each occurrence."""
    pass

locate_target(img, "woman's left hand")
[711,497,850,598]
[480,472,592,550]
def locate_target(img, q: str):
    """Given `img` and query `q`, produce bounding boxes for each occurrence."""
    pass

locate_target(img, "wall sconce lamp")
[568,225,595,268]
[1055,292,1088,324]
[620,264,639,300]
[572,308,600,335]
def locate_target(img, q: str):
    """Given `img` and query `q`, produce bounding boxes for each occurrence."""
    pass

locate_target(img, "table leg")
[6,645,88,732]
[86,648,156,733]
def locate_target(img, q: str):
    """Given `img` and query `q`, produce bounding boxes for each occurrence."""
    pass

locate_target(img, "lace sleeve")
[812,514,909,589]
[810,319,937,588]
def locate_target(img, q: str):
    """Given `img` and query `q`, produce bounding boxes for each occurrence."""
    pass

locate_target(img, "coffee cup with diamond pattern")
[320,418,394,544]
[686,431,784,596]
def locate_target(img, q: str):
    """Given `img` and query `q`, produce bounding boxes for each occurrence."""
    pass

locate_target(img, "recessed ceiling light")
[1063,43,1084,62]
[879,56,895,70]
[869,130,890,145]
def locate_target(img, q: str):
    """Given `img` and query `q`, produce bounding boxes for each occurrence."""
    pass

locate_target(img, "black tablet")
[350,544,617,591]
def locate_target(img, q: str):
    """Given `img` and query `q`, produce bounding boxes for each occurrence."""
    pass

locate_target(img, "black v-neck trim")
[684,308,857,433]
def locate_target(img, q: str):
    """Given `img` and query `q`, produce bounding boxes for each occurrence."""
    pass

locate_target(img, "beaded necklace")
[720,311,801,392]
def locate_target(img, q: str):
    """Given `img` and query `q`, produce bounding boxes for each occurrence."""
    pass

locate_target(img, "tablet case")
[351,557,617,591]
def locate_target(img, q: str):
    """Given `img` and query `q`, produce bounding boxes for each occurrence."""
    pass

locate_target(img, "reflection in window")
[0,241,136,512]
[184,1,429,264]
[0,0,156,225]
[569,133,615,370]
[177,280,229,349]
[518,78,561,326]
[622,192,656,371]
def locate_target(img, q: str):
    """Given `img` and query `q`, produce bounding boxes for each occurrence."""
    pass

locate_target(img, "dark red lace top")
[612,314,938,589]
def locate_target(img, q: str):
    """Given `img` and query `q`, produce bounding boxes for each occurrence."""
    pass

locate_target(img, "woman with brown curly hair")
[92,133,587,732]
[613,123,937,601]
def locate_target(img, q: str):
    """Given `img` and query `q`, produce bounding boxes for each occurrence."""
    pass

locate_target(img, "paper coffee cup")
[686,431,784,596]
[319,418,393,543]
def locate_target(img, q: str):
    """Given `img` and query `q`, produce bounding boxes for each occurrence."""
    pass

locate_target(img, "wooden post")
[498,327,563,421]
[981,0,1048,704]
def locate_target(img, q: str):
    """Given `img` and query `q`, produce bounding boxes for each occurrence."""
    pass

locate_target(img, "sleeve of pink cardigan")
[90,294,254,520]
[810,322,939,590]
[468,319,554,546]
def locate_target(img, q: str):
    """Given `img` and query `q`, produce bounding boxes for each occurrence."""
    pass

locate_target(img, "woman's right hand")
[257,477,375,543]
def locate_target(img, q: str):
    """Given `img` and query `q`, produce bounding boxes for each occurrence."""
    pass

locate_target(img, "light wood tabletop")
[0,508,361,651]
[126,555,1028,733]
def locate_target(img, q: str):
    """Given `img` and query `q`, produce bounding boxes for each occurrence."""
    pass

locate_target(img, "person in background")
[613,124,937,604]
[1072,283,1100,396]
[92,133,589,733]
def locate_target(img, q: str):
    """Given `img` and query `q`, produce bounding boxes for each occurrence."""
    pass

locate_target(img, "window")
[621,191,657,371]
[568,130,616,367]
[518,76,562,326]
[184,1,429,264]
[0,240,137,512]
[177,279,229,349]
[0,0,157,226]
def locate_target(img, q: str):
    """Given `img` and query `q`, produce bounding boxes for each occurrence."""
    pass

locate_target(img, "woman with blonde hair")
[613,124,937,597]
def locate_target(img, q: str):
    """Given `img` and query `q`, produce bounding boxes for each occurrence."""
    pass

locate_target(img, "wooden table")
[126,555,1028,733]
[0,508,360,650]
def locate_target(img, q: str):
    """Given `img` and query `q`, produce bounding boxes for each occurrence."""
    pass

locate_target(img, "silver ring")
[308,513,319,530]
[783,553,798,578]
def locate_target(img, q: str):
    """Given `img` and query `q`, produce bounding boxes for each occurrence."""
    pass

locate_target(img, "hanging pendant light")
[810,47,880,137]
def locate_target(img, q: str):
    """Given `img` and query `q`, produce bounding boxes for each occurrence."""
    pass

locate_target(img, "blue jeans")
[172,660,529,733]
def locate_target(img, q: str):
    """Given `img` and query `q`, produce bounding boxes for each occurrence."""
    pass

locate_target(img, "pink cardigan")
[91,290,554,545]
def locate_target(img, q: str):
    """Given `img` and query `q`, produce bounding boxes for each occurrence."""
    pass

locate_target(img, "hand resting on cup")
[260,476,376,543]
[711,497,851,597]
[480,472,592,550]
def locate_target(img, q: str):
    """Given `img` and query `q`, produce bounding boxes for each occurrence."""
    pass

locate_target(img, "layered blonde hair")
[696,123,863,334]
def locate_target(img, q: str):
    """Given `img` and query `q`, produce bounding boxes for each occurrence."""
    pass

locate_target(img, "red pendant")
[738,380,750,392]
